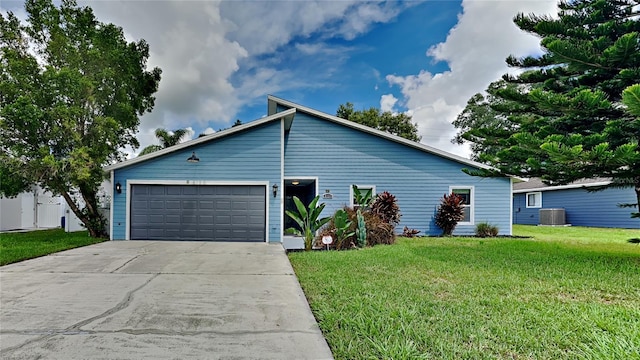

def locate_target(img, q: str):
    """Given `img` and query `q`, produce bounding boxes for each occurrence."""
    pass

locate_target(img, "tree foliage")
[0,0,161,236]
[337,102,421,142]
[139,128,189,156]
[454,0,640,218]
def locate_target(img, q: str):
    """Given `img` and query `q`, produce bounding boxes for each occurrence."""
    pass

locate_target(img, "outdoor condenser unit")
[539,208,566,226]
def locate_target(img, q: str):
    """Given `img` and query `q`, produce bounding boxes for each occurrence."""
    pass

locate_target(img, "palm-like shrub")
[435,193,465,236]
[352,185,374,209]
[370,191,401,227]
[286,195,331,251]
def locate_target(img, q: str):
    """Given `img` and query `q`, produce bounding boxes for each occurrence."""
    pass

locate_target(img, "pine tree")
[455,0,640,218]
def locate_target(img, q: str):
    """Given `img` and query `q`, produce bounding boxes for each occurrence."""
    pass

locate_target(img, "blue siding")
[513,187,640,228]
[283,112,512,235]
[112,121,282,241]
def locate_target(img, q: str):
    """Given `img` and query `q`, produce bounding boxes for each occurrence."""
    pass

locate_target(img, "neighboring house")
[0,186,62,231]
[104,96,515,245]
[0,184,108,233]
[513,178,639,229]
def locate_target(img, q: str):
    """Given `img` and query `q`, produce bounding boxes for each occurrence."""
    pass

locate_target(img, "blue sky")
[1,0,558,157]
[231,1,461,124]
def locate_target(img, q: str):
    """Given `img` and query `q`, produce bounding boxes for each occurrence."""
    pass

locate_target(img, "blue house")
[105,96,515,245]
[513,178,639,229]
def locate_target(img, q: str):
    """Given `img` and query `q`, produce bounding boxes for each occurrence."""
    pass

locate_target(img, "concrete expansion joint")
[0,273,159,354]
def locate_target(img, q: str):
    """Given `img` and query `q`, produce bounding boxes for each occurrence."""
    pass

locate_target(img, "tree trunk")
[635,179,640,218]
[60,191,107,238]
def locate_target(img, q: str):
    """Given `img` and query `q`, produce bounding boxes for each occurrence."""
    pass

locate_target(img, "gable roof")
[106,95,499,173]
[267,95,495,171]
[513,177,611,193]
[104,108,296,171]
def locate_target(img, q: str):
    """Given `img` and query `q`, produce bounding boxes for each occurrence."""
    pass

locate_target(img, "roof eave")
[512,181,612,193]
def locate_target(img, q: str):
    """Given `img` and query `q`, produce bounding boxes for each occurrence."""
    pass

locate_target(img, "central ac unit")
[539,208,566,226]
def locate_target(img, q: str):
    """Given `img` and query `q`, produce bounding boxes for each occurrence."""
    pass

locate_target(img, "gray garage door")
[130,184,266,241]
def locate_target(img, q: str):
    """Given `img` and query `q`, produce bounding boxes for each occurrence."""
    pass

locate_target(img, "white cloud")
[387,0,558,157]
[380,94,398,113]
[202,127,216,135]
[83,1,408,157]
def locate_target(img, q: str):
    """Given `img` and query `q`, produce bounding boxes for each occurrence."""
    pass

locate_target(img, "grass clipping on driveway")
[289,226,640,359]
[0,228,105,266]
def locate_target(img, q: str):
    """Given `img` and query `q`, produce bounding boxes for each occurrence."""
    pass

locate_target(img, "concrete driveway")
[0,241,333,360]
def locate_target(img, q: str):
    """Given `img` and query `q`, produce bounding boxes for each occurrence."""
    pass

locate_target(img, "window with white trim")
[450,186,474,225]
[350,185,376,208]
[526,192,542,208]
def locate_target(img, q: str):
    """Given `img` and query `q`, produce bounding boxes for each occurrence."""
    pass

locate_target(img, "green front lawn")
[0,228,106,266]
[289,226,640,359]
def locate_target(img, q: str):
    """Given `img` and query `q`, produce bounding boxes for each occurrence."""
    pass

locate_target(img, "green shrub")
[434,193,464,236]
[332,208,355,249]
[319,206,395,249]
[475,222,499,237]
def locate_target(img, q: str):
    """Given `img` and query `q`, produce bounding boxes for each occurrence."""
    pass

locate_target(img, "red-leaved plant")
[434,193,465,236]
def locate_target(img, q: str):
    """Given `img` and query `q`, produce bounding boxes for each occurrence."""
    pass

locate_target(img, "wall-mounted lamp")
[272,184,278,198]
[115,182,122,194]
[187,151,200,163]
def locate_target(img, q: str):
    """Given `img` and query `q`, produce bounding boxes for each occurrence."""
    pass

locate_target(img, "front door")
[283,179,316,234]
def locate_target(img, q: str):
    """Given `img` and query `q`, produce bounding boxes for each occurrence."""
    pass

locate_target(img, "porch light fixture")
[115,182,122,194]
[186,151,200,163]
[291,180,299,185]
[272,184,278,197]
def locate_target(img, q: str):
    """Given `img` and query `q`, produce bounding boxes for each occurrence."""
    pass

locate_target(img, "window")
[350,185,376,208]
[450,186,474,225]
[526,192,542,208]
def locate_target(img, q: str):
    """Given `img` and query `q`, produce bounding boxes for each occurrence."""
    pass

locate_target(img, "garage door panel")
[166,215,180,224]
[149,215,165,223]
[166,187,181,195]
[199,200,214,209]
[165,200,181,209]
[182,215,197,224]
[150,186,166,195]
[216,200,231,211]
[215,187,232,195]
[232,202,248,211]
[183,187,198,195]
[199,187,215,195]
[130,184,265,242]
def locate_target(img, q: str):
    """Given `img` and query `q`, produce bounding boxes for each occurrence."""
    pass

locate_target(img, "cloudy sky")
[1,0,558,158]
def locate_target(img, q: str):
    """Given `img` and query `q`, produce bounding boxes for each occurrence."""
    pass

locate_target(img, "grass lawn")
[289,225,640,359]
[0,228,106,266]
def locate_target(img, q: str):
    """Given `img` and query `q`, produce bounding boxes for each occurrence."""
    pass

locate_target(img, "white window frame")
[449,186,474,225]
[350,184,376,208]
[526,192,542,208]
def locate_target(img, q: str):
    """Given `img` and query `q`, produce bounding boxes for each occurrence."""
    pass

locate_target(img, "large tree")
[336,102,421,142]
[454,0,640,218]
[139,128,190,156]
[0,0,161,236]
